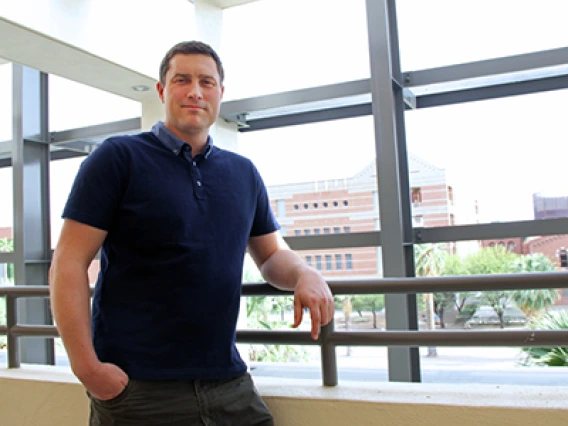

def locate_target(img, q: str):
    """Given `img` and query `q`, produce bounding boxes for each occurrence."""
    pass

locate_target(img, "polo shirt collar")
[151,121,213,159]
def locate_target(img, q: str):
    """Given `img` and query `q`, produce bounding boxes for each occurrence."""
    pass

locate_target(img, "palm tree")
[510,253,558,318]
[414,243,447,357]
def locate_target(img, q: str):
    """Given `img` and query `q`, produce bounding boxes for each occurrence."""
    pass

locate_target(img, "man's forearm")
[260,249,315,290]
[49,260,99,376]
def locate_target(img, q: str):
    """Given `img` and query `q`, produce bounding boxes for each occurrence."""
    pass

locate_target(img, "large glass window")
[405,89,568,225]
[0,167,13,237]
[49,75,141,131]
[49,157,85,246]
[413,238,568,386]
[0,61,12,143]
[221,0,369,99]
[397,0,568,71]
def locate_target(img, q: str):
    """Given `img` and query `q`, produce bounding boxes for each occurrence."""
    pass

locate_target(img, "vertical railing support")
[6,295,20,368]
[321,319,338,386]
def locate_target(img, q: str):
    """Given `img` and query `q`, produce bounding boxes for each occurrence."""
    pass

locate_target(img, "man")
[49,41,334,425]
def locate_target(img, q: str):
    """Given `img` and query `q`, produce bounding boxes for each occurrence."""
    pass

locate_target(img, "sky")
[1,0,568,238]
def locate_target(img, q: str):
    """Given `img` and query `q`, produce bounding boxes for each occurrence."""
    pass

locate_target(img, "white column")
[141,97,163,131]
[195,0,246,363]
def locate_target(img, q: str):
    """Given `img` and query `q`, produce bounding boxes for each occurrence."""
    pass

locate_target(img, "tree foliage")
[242,255,308,362]
[522,311,568,366]
[443,248,559,327]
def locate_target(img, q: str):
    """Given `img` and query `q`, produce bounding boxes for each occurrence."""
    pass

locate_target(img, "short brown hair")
[159,41,224,85]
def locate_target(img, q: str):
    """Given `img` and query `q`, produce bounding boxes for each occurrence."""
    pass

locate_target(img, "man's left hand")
[292,270,334,340]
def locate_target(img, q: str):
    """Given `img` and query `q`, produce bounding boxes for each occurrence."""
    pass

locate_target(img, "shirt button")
[193,161,197,166]
[197,181,202,186]
[173,149,178,154]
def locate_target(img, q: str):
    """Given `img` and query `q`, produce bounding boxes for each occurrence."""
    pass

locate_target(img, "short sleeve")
[62,138,128,231]
[250,164,281,237]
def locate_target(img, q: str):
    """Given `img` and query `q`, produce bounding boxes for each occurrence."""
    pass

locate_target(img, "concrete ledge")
[1,366,567,426]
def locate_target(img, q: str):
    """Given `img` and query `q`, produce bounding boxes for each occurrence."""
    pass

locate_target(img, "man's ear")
[156,81,165,103]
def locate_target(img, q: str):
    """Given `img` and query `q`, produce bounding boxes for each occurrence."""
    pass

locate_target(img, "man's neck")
[165,123,208,155]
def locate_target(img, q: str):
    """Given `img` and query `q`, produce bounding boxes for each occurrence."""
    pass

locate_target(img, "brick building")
[267,154,455,278]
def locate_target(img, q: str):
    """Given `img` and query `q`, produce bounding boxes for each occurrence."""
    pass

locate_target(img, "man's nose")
[186,82,203,99]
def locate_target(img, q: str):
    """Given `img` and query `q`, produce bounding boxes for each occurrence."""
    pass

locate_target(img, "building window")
[325,255,332,271]
[343,226,351,233]
[333,227,341,234]
[411,187,422,205]
[333,201,339,207]
[335,254,342,270]
[314,203,319,208]
[345,254,353,270]
[489,242,496,248]
[315,255,322,271]
[507,241,515,252]
[314,228,321,235]
[304,203,309,209]
[413,215,423,227]
[324,227,331,234]
[277,200,286,218]
[448,186,454,205]
[343,200,349,206]
[323,202,328,207]
[294,230,301,236]
[306,255,312,266]
[294,204,299,210]
[305,229,311,236]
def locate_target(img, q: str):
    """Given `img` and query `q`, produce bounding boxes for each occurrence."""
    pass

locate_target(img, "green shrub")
[521,311,568,366]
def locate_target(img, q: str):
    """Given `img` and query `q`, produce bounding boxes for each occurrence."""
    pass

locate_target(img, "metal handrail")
[1,271,568,385]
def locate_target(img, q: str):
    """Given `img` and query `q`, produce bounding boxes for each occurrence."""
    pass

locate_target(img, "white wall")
[1,369,567,426]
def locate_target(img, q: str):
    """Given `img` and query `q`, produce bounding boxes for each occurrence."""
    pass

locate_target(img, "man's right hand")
[77,361,129,401]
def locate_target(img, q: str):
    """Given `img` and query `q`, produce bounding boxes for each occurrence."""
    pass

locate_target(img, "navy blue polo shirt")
[62,122,279,380]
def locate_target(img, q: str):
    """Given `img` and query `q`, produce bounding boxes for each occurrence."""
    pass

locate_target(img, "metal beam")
[11,64,54,365]
[220,79,371,122]
[366,0,420,383]
[416,74,568,109]
[50,117,141,144]
[284,218,568,251]
[238,103,373,132]
[405,47,568,87]
[415,218,568,244]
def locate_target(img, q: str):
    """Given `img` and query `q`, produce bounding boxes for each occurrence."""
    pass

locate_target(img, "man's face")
[156,54,224,140]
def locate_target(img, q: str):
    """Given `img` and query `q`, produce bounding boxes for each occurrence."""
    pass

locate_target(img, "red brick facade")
[268,156,455,278]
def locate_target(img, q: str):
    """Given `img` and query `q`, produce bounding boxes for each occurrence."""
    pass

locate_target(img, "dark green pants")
[89,373,274,426]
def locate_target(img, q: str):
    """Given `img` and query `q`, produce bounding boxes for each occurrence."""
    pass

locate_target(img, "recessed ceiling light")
[131,85,149,92]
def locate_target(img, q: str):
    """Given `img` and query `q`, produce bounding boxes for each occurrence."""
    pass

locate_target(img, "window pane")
[397,0,568,70]
[406,89,568,225]
[413,238,568,386]
[0,61,12,142]
[0,167,13,238]
[49,75,141,131]
[222,0,369,99]
[0,263,13,286]
[49,157,85,246]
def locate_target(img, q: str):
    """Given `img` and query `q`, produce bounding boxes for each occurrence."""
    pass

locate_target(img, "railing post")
[6,295,20,368]
[320,319,337,386]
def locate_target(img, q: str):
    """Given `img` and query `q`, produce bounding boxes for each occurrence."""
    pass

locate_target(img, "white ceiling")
[0,17,157,102]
